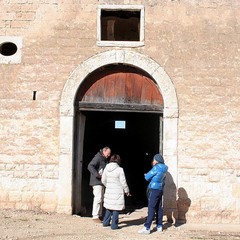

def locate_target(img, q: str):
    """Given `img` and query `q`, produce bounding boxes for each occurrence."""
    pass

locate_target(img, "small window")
[101,10,140,41]
[0,42,18,56]
[0,36,22,64]
[97,5,144,47]
[115,120,126,129]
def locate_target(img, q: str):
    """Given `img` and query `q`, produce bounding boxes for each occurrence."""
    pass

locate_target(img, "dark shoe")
[111,227,119,230]
[103,224,110,227]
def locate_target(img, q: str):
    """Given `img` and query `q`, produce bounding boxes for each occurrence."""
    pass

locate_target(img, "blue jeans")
[144,188,163,229]
[103,209,119,230]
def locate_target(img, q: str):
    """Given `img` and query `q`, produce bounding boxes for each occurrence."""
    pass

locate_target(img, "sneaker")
[92,218,102,223]
[138,227,150,234]
[157,225,163,232]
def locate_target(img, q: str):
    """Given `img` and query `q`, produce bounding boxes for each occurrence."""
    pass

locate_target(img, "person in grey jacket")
[88,147,111,222]
[101,154,131,230]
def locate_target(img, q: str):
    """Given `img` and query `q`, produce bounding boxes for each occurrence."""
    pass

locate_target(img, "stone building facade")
[0,0,239,224]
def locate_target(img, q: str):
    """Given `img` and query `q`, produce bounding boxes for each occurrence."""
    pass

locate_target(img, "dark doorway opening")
[74,110,162,216]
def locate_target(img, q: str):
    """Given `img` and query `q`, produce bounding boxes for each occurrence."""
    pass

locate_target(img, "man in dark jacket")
[88,147,111,222]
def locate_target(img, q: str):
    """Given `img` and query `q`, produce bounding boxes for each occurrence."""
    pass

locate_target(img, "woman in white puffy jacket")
[101,154,131,230]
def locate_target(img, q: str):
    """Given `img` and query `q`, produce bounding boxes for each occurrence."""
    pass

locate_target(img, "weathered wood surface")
[77,66,163,112]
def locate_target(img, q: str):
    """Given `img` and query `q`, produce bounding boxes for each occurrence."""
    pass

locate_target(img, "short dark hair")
[102,146,111,152]
[110,154,121,165]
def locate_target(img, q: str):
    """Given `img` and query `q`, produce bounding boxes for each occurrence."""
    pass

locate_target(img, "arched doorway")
[72,64,164,215]
[58,50,178,215]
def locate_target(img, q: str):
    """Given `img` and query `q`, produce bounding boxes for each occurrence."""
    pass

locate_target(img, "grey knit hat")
[153,154,164,163]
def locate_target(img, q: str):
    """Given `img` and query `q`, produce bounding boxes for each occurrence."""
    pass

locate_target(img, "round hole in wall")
[0,42,18,56]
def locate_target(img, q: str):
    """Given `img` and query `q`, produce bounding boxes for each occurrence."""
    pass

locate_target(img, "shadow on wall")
[163,172,191,226]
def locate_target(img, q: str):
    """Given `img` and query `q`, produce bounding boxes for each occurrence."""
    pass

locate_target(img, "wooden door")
[76,65,163,113]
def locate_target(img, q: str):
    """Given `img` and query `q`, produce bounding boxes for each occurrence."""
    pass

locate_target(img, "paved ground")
[1,208,240,240]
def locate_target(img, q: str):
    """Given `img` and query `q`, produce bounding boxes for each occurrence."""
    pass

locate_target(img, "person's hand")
[96,174,102,179]
[126,192,132,197]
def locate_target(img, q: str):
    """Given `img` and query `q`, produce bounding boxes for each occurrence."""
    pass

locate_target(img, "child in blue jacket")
[138,154,168,234]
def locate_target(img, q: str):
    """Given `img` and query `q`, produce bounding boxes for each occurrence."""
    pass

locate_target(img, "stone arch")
[58,49,179,213]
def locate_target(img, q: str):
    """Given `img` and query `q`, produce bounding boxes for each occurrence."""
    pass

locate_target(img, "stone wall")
[0,0,239,223]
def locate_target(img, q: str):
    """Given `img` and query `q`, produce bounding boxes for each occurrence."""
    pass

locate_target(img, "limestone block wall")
[0,0,239,223]
[144,0,240,223]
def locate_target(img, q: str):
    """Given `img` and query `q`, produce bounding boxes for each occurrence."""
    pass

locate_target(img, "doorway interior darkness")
[74,110,162,216]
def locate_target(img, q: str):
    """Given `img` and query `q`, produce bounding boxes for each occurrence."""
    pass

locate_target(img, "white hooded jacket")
[101,162,129,211]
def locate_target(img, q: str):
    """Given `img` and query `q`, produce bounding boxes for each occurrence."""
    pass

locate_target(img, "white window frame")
[97,5,145,47]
